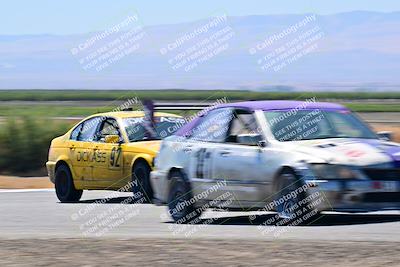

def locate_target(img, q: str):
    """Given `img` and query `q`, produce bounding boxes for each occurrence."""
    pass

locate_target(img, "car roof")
[175,100,349,136]
[216,100,348,111]
[87,111,182,119]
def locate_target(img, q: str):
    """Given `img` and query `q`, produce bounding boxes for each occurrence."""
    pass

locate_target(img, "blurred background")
[1,2,400,266]
[0,90,399,178]
[0,0,399,179]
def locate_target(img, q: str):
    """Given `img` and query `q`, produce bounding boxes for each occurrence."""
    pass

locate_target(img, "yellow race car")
[46,110,185,203]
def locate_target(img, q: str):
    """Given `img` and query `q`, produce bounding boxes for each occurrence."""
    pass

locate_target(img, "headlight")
[309,164,363,180]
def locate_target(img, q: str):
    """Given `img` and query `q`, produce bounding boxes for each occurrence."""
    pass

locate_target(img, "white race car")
[150,100,400,223]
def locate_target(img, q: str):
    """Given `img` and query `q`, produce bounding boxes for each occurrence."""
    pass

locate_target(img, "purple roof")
[217,100,347,111]
[175,100,348,136]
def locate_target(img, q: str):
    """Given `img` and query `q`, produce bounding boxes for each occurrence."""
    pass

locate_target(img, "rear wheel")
[55,164,82,202]
[167,171,201,224]
[132,161,153,203]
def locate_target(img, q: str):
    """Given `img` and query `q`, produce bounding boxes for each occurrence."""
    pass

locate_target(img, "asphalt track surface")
[1,189,399,241]
[1,189,400,267]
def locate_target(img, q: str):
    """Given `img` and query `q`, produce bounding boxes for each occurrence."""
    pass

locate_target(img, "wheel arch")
[277,165,297,175]
[273,165,300,185]
[53,159,82,190]
[165,167,192,200]
[130,154,154,171]
[52,157,74,183]
[167,167,187,180]
[55,159,70,170]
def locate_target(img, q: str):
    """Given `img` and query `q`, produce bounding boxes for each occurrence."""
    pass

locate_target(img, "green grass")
[0,89,398,175]
[345,103,400,112]
[0,103,398,117]
[0,117,71,173]
[1,90,400,101]
[0,105,109,117]
[0,90,399,116]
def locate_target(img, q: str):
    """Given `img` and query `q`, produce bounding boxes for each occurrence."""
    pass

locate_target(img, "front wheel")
[132,161,153,203]
[273,169,319,224]
[167,172,201,224]
[55,165,82,202]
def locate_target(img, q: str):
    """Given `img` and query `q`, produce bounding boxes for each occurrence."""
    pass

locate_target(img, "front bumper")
[305,179,400,212]
[150,169,170,203]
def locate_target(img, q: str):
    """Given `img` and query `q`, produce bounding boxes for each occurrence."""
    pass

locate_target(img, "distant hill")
[1,11,400,90]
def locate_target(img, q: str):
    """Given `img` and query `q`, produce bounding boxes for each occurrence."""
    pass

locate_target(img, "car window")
[229,112,258,136]
[190,108,233,142]
[96,118,121,142]
[264,110,376,141]
[266,111,331,142]
[70,123,83,141]
[123,116,185,142]
[226,111,260,143]
[78,117,101,142]
[101,119,120,135]
[124,119,147,142]
[326,112,367,138]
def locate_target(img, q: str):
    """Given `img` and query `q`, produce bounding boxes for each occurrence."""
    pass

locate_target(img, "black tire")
[55,164,82,202]
[167,171,201,224]
[273,169,318,224]
[132,161,153,203]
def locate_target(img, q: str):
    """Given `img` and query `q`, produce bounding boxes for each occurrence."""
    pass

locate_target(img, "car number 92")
[110,147,121,168]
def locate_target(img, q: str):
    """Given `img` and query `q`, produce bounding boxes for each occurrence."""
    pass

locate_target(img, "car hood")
[283,138,400,167]
[124,140,161,154]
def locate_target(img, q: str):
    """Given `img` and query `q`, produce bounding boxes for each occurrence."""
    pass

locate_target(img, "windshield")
[264,110,377,142]
[122,116,186,142]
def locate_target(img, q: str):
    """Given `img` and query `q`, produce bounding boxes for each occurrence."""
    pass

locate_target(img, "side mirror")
[258,140,268,148]
[104,135,120,144]
[377,131,393,141]
[237,134,263,146]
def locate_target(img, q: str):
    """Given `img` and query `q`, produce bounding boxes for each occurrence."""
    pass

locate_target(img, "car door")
[91,117,124,188]
[212,109,270,201]
[186,108,234,200]
[69,117,102,184]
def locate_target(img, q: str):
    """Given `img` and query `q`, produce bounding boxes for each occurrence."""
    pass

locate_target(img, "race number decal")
[195,148,212,178]
[110,147,121,167]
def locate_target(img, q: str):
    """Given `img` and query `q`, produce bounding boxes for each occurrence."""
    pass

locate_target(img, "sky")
[1,0,400,35]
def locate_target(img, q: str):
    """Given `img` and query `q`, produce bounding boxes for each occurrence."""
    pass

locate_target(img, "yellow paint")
[46,111,180,190]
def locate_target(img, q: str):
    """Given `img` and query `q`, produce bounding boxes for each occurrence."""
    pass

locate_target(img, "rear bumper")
[46,161,56,184]
[306,179,400,212]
